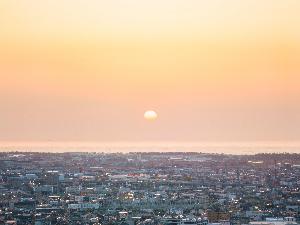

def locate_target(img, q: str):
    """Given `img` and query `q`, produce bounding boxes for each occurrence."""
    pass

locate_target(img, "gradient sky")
[1,0,300,142]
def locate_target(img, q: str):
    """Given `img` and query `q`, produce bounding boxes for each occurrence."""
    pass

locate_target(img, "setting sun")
[144,110,158,121]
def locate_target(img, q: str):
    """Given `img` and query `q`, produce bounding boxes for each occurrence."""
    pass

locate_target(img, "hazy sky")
[1,0,300,142]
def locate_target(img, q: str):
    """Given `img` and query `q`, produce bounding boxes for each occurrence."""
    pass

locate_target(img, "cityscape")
[1,0,300,224]
[0,152,299,225]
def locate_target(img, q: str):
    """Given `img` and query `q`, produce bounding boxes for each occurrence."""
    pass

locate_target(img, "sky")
[0,0,300,142]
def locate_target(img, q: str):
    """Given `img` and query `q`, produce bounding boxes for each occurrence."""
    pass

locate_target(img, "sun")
[144,110,158,121]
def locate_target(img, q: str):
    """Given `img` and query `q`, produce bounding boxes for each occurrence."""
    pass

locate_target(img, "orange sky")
[1,0,300,142]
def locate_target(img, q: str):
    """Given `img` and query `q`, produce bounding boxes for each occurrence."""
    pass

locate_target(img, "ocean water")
[0,142,300,154]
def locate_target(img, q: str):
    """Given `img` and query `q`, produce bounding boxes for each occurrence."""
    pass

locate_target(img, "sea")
[0,142,300,155]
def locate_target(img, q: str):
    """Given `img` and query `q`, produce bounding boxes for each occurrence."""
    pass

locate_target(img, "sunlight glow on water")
[0,142,299,154]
